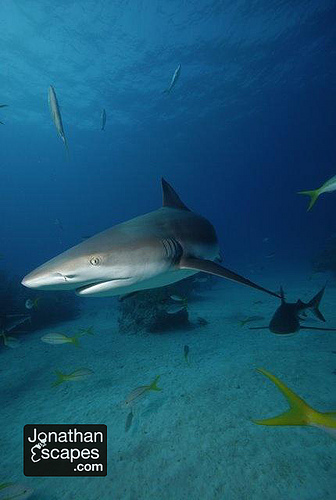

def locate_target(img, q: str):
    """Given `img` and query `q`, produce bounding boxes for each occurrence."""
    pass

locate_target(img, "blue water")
[1,1,336,499]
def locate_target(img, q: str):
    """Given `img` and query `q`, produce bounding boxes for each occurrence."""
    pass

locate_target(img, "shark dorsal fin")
[161,178,190,211]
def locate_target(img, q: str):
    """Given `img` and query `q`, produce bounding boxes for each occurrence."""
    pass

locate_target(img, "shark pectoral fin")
[179,257,281,299]
[255,368,314,427]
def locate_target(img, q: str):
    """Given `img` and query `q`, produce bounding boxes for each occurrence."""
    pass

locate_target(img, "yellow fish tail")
[149,375,162,392]
[71,335,81,347]
[254,368,316,426]
[298,189,320,211]
[52,370,65,387]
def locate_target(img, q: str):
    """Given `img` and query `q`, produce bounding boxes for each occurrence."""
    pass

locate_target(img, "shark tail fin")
[298,189,320,211]
[307,285,326,322]
[148,375,162,392]
[253,368,319,426]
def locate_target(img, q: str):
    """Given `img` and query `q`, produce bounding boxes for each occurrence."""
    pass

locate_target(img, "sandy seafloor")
[1,269,336,500]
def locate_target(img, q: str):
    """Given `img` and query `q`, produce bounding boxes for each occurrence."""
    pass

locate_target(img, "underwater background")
[1,1,336,499]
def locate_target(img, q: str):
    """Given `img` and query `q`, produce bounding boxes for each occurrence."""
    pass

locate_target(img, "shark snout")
[21,269,75,290]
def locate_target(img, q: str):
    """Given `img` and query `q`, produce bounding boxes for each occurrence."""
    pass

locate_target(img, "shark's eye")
[90,256,101,266]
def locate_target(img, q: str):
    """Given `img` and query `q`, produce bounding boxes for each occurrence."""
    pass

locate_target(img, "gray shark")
[21,179,280,299]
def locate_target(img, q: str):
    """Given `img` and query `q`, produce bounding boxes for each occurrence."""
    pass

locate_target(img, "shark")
[21,179,281,299]
[249,285,336,334]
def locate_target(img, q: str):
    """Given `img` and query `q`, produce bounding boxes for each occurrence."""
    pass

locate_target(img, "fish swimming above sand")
[48,85,69,156]
[249,285,336,335]
[254,368,336,438]
[166,304,186,314]
[21,179,281,300]
[0,481,34,499]
[52,368,93,387]
[298,174,336,211]
[41,332,82,346]
[163,64,181,94]
[101,109,106,130]
[0,104,8,125]
[184,345,190,365]
[125,409,134,432]
[125,375,162,406]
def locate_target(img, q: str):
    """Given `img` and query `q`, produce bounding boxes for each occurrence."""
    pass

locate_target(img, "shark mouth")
[76,277,134,296]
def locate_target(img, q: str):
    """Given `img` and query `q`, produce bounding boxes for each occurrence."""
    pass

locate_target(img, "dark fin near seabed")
[0,104,8,108]
[308,284,326,322]
[179,257,281,299]
[161,178,190,211]
[279,286,285,302]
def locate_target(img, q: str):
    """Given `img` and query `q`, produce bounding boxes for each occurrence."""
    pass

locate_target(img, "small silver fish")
[166,304,186,314]
[101,109,106,130]
[170,295,184,302]
[163,64,181,94]
[48,85,69,156]
[125,409,134,432]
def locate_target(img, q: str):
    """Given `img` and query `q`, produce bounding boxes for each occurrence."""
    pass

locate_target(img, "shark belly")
[80,268,198,297]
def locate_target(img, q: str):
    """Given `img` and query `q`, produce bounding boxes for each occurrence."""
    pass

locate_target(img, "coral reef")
[118,274,214,334]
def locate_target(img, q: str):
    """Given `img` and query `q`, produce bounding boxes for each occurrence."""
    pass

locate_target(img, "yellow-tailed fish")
[298,174,336,211]
[41,332,81,346]
[125,375,162,405]
[254,368,336,438]
[52,368,93,387]
[25,298,40,310]
[0,481,33,499]
[48,85,69,157]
